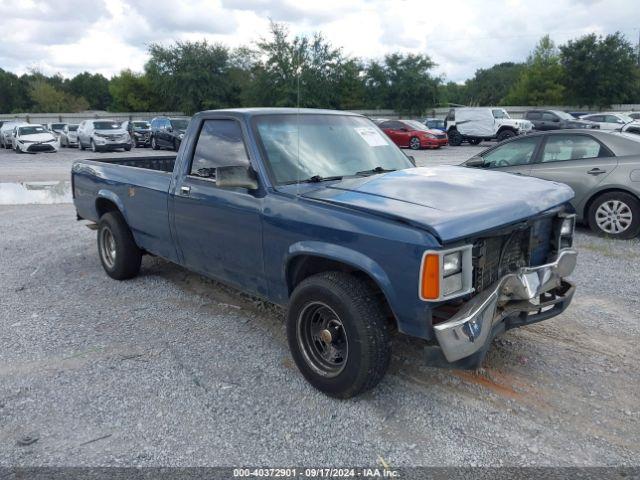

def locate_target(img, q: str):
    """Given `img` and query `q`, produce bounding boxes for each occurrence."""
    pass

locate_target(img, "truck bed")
[85,155,177,172]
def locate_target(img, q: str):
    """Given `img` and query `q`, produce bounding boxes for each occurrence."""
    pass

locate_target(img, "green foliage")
[66,72,112,110]
[504,36,565,105]
[0,69,31,113]
[462,62,525,105]
[560,32,640,107]
[108,70,154,112]
[28,79,89,112]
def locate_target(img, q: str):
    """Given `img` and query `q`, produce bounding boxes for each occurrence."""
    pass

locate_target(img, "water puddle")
[0,181,72,205]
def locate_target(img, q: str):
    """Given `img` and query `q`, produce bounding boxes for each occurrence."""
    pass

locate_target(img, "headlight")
[443,252,461,276]
[420,246,473,301]
[557,213,576,249]
[560,217,574,236]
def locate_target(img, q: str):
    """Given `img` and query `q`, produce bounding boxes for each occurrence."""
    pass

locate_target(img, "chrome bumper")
[434,249,577,362]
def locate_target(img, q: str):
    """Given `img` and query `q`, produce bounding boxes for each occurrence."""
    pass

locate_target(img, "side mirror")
[465,157,485,168]
[405,154,416,166]
[216,165,259,190]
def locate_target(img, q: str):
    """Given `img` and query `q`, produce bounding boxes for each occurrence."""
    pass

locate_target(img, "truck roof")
[197,107,362,118]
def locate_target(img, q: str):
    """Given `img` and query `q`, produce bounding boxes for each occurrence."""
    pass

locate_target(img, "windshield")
[19,126,47,135]
[253,114,413,185]
[404,120,431,132]
[492,109,511,119]
[552,111,575,120]
[51,123,66,130]
[94,121,120,130]
[133,121,150,129]
[426,119,444,129]
[619,114,634,123]
[170,119,189,130]
[68,125,79,131]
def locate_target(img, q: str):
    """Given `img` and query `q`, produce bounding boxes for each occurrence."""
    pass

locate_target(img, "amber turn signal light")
[421,253,440,300]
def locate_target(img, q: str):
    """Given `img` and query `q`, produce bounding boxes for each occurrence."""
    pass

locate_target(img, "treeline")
[1,24,639,116]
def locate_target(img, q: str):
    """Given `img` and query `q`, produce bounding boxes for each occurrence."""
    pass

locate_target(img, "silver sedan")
[463,130,640,238]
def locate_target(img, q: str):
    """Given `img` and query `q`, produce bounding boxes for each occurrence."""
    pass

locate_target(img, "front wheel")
[97,212,142,280]
[287,272,391,398]
[448,129,463,146]
[497,129,516,142]
[91,139,98,152]
[588,192,640,239]
[468,138,482,145]
[151,136,159,150]
[409,137,421,150]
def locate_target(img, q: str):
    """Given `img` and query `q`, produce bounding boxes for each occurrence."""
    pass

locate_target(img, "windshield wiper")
[285,175,344,184]
[355,166,396,176]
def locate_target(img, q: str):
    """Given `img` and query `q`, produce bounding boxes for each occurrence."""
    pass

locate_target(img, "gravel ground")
[1,142,639,468]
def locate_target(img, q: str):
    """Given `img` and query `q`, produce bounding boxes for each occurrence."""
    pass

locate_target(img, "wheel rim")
[152,138,156,148]
[595,200,633,234]
[91,140,96,152]
[297,301,348,378]
[410,138,420,149]
[99,227,117,269]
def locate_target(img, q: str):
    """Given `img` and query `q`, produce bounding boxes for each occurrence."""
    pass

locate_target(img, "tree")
[462,62,525,105]
[0,69,31,113]
[67,72,112,110]
[504,36,565,105]
[108,70,154,111]
[363,53,440,114]
[560,32,640,107]
[29,80,89,112]
[145,40,233,114]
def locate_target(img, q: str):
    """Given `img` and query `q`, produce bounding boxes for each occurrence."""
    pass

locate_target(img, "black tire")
[91,139,98,152]
[151,136,159,150]
[124,145,132,152]
[448,129,463,146]
[79,138,85,150]
[468,138,482,145]
[497,129,516,142]
[97,211,142,280]
[287,272,391,398]
[14,144,22,154]
[588,191,640,239]
[409,137,421,150]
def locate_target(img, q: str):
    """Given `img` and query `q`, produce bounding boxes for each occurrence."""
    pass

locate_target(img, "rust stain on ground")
[451,370,523,400]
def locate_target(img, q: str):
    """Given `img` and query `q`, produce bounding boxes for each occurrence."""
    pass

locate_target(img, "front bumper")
[433,248,577,364]
[95,142,131,150]
[24,142,57,152]
[422,137,448,148]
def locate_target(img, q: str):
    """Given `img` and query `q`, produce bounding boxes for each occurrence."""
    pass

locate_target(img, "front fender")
[284,241,400,320]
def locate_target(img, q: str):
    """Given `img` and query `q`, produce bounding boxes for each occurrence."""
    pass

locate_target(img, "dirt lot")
[1,144,639,467]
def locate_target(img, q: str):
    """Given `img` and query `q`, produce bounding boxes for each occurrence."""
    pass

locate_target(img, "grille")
[472,228,531,293]
[436,134,447,139]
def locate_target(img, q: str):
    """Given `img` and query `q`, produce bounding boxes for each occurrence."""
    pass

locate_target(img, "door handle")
[180,186,191,196]
[587,168,607,175]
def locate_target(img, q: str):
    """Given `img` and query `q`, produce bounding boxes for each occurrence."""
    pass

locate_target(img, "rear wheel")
[447,129,463,146]
[287,272,391,398]
[588,192,640,239]
[497,129,516,142]
[97,211,142,280]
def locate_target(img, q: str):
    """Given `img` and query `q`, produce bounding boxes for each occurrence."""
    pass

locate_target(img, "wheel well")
[583,188,639,221]
[286,255,397,328]
[95,198,120,218]
[497,126,516,134]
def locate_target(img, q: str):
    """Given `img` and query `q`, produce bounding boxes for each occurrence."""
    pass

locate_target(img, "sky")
[0,0,638,83]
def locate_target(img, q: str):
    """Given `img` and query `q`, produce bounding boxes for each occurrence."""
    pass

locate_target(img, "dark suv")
[150,117,190,151]
[524,110,598,131]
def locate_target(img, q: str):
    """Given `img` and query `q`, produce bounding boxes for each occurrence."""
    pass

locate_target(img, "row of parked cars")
[0,116,190,153]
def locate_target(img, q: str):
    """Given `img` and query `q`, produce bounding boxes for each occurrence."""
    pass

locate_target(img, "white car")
[77,119,132,152]
[12,124,58,153]
[445,107,533,146]
[59,124,80,147]
[1,121,20,149]
[580,112,637,131]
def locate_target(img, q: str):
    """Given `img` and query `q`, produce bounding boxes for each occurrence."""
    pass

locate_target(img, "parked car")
[72,108,577,398]
[568,111,589,119]
[59,124,80,147]
[1,120,20,149]
[445,108,533,146]
[524,110,598,130]
[46,122,67,137]
[423,118,445,132]
[621,111,640,121]
[122,120,151,147]
[463,130,640,238]
[11,123,58,153]
[77,120,132,152]
[579,112,637,131]
[622,123,640,136]
[379,119,448,149]
[150,117,190,151]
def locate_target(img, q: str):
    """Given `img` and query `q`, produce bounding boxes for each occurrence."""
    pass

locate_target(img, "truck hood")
[302,166,574,243]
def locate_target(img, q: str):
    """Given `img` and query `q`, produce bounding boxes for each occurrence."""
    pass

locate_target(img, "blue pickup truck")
[72,108,577,398]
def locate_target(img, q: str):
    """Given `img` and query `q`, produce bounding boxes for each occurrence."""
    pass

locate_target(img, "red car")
[378,120,448,150]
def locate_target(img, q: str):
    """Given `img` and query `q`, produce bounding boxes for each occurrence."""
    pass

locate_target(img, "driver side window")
[481,137,540,168]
